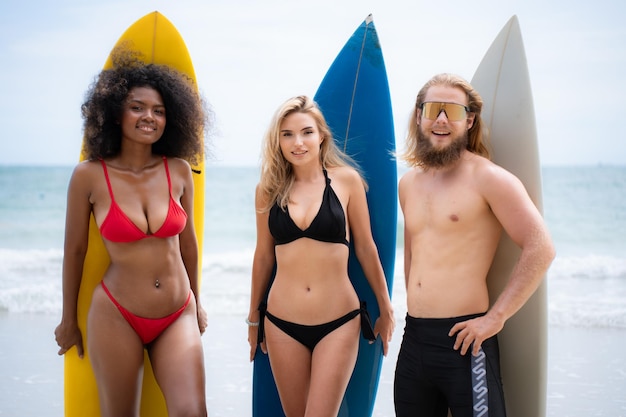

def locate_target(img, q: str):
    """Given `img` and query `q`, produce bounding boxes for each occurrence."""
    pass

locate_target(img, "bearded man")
[393,73,555,417]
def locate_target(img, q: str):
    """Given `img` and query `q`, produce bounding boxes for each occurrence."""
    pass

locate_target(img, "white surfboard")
[471,15,547,417]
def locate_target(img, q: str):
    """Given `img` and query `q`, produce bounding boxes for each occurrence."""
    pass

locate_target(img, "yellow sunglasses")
[420,102,471,121]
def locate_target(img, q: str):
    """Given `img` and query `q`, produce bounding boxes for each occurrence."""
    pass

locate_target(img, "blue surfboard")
[252,14,396,417]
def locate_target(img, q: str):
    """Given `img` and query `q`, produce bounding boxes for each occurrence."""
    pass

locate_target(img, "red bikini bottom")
[100,281,191,345]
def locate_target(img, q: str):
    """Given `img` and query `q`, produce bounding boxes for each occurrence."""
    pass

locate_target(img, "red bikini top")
[99,157,188,243]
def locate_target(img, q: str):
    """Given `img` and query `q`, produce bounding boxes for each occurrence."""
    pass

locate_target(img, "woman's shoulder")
[164,156,193,178]
[254,182,273,211]
[327,165,366,197]
[67,160,103,192]
[165,156,191,169]
[327,165,361,183]
[71,159,101,176]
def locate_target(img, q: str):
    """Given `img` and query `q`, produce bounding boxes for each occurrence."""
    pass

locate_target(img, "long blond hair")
[258,95,358,212]
[402,73,491,167]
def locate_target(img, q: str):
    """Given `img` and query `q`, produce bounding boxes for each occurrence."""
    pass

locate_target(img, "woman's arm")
[248,185,276,360]
[344,168,395,355]
[55,163,93,358]
[177,160,205,332]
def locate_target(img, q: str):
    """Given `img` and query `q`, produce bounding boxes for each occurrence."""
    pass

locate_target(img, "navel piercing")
[155,279,160,288]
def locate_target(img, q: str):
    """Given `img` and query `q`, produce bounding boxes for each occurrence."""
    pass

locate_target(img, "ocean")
[1,164,625,416]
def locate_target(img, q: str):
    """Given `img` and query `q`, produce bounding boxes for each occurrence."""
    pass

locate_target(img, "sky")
[0,0,624,167]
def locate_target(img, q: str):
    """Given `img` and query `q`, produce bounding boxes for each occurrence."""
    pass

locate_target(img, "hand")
[248,319,266,362]
[373,308,395,356]
[448,314,504,356]
[196,303,208,335]
[54,321,84,359]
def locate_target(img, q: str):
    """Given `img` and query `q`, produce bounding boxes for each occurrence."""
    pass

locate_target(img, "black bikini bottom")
[258,301,375,352]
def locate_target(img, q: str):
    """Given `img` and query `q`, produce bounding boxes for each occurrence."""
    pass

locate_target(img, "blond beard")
[416,126,468,169]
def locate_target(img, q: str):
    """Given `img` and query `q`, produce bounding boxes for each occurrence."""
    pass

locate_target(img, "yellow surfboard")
[64,11,205,417]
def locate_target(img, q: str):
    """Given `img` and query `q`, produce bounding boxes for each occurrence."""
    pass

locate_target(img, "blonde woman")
[247,95,394,417]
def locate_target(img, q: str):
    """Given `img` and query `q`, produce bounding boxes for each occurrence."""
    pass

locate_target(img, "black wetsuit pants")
[394,314,507,417]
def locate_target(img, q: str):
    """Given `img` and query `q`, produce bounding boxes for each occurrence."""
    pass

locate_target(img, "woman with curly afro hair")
[55,47,210,417]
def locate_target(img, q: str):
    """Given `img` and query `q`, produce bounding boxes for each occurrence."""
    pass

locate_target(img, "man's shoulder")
[399,166,422,188]
[400,166,425,180]
[466,153,513,179]
[467,154,527,200]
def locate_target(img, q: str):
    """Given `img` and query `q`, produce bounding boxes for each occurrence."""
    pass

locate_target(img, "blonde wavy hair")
[258,95,359,212]
[401,73,491,167]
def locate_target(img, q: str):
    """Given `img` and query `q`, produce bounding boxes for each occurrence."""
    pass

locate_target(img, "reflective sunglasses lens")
[421,102,468,121]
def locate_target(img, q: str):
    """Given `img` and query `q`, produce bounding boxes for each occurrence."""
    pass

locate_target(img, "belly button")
[306,287,311,292]
[450,214,459,222]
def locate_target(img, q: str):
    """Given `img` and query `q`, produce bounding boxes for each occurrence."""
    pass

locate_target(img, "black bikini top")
[268,170,349,246]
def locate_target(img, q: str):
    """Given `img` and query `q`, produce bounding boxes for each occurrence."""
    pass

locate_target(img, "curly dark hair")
[81,46,208,165]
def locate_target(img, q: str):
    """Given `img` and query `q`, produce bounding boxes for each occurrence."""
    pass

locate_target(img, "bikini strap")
[99,159,115,201]
[257,301,267,345]
[161,156,173,194]
[359,301,376,341]
[100,280,123,310]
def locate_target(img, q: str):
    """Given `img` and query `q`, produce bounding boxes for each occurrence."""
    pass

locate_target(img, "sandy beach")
[1,312,625,417]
